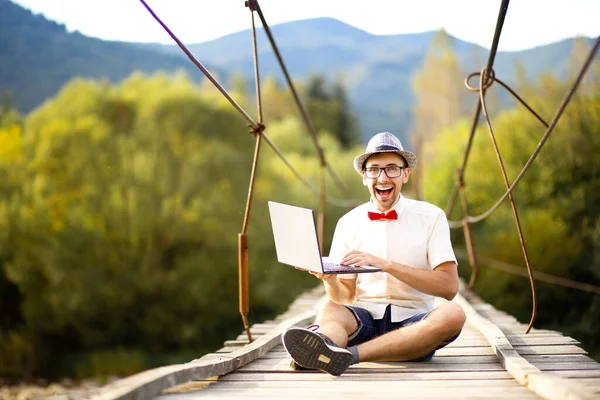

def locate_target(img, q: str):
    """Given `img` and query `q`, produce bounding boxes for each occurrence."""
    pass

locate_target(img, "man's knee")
[316,301,357,330]
[319,300,351,316]
[429,302,466,337]
[443,302,466,334]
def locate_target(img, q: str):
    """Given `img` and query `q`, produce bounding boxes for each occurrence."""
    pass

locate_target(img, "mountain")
[141,17,594,139]
[0,0,216,112]
[1,1,594,139]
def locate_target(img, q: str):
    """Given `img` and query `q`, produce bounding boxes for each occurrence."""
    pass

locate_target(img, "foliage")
[423,56,600,360]
[304,75,361,149]
[0,71,365,379]
[410,30,470,199]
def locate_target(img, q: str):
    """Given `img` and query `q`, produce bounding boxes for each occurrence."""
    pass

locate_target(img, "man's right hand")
[308,271,338,282]
[294,267,337,282]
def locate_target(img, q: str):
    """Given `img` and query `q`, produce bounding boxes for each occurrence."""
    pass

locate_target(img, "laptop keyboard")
[323,262,359,272]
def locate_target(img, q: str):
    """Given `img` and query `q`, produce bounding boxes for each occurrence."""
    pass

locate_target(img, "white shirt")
[328,195,457,322]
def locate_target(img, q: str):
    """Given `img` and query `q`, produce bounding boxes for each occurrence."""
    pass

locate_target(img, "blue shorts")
[345,304,459,362]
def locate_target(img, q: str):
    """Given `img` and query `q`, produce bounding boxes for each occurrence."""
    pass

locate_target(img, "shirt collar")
[368,194,405,215]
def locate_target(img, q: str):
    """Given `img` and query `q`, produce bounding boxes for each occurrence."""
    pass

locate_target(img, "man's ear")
[361,171,368,186]
[403,168,411,184]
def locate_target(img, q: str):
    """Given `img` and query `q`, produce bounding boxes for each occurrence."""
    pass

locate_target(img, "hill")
[143,17,594,138]
[1,1,594,139]
[0,0,215,112]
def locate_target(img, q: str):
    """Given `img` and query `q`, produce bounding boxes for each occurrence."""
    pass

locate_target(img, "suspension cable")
[251,2,355,200]
[138,0,260,131]
[448,36,600,228]
[261,135,360,208]
[476,69,537,333]
[455,250,600,294]
[137,0,357,208]
[445,0,510,215]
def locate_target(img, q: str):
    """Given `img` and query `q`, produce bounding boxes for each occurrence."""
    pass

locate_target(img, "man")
[282,132,466,376]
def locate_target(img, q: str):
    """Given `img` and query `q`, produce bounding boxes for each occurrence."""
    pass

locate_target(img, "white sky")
[11,0,600,51]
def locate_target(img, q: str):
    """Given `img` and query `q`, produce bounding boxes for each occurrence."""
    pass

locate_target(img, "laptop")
[267,201,381,274]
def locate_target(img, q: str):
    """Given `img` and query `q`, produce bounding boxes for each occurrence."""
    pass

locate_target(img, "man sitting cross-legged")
[282,132,466,376]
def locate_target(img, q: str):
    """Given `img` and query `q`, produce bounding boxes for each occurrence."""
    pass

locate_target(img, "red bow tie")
[368,210,398,221]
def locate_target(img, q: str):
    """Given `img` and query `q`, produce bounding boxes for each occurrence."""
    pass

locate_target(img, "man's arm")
[380,260,458,300]
[309,272,357,304]
[341,251,458,300]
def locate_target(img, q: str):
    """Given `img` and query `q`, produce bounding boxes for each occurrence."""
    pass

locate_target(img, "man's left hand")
[342,250,389,271]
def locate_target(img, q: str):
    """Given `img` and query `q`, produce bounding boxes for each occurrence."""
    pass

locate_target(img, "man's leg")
[282,300,360,375]
[356,302,466,362]
[312,300,359,346]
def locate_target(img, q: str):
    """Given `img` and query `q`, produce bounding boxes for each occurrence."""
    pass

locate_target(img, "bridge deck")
[84,285,600,400]
[137,285,600,400]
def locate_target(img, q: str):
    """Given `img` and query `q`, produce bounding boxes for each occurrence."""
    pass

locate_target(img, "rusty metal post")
[457,169,478,289]
[317,164,326,254]
[238,233,251,341]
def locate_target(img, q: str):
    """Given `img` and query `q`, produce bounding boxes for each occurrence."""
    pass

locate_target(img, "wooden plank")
[551,370,600,379]
[235,355,502,365]
[161,379,527,389]
[156,384,540,399]
[90,309,318,400]
[213,370,515,381]
[524,355,596,364]
[536,363,600,371]
[569,379,600,389]
[237,361,508,372]
[251,344,586,359]
[456,290,600,400]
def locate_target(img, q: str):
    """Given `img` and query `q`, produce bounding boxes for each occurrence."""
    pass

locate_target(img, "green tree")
[0,71,365,379]
[424,58,600,360]
[411,29,467,199]
[304,74,360,149]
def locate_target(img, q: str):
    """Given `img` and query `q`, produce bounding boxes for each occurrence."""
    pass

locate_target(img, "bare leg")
[312,300,359,347]
[357,302,466,362]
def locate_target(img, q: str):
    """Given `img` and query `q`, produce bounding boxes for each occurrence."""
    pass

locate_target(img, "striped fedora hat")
[353,132,417,174]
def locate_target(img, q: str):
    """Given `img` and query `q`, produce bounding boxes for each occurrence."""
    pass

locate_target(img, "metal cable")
[444,0,510,215]
[252,1,355,201]
[261,134,360,208]
[465,72,549,128]
[455,250,600,294]
[476,70,537,333]
[137,0,358,209]
[138,0,260,131]
[449,36,600,228]
[238,2,266,344]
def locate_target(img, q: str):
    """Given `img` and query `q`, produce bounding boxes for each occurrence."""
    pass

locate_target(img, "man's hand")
[342,250,390,271]
[294,267,337,282]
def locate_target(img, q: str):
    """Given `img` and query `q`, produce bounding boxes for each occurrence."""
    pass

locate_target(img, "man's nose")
[378,170,391,182]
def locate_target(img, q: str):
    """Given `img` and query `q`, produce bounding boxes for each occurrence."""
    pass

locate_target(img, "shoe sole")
[283,328,354,376]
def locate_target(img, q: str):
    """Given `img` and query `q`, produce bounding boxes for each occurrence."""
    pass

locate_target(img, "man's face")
[362,152,410,212]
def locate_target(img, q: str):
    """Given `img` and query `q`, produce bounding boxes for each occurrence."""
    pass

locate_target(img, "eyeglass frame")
[363,165,407,179]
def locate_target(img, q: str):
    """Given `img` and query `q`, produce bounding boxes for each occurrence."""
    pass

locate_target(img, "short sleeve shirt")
[328,195,457,322]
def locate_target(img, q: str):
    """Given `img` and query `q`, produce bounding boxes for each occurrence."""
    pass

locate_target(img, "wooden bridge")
[81,283,600,400]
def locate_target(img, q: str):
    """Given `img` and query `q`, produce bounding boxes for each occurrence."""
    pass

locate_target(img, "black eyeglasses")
[364,165,406,179]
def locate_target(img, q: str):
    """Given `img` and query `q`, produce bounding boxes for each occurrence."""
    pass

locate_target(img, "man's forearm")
[383,261,458,300]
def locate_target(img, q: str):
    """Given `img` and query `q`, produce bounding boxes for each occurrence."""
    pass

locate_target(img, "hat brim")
[353,149,417,174]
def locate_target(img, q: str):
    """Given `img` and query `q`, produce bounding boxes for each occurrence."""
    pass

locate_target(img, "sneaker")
[282,327,354,376]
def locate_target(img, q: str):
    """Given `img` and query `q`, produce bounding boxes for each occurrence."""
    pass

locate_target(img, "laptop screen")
[267,201,324,274]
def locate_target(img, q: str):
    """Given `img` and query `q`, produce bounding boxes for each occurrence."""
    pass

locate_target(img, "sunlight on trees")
[0,71,364,379]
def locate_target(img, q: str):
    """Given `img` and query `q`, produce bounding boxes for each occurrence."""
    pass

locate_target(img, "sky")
[10,0,600,51]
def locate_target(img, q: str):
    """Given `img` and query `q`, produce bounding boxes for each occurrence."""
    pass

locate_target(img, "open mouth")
[376,187,393,199]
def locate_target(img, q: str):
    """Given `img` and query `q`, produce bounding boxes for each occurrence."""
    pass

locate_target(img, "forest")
[0,32,599,381]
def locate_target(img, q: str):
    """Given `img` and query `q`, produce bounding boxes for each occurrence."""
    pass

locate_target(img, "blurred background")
[0,0,599,388]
